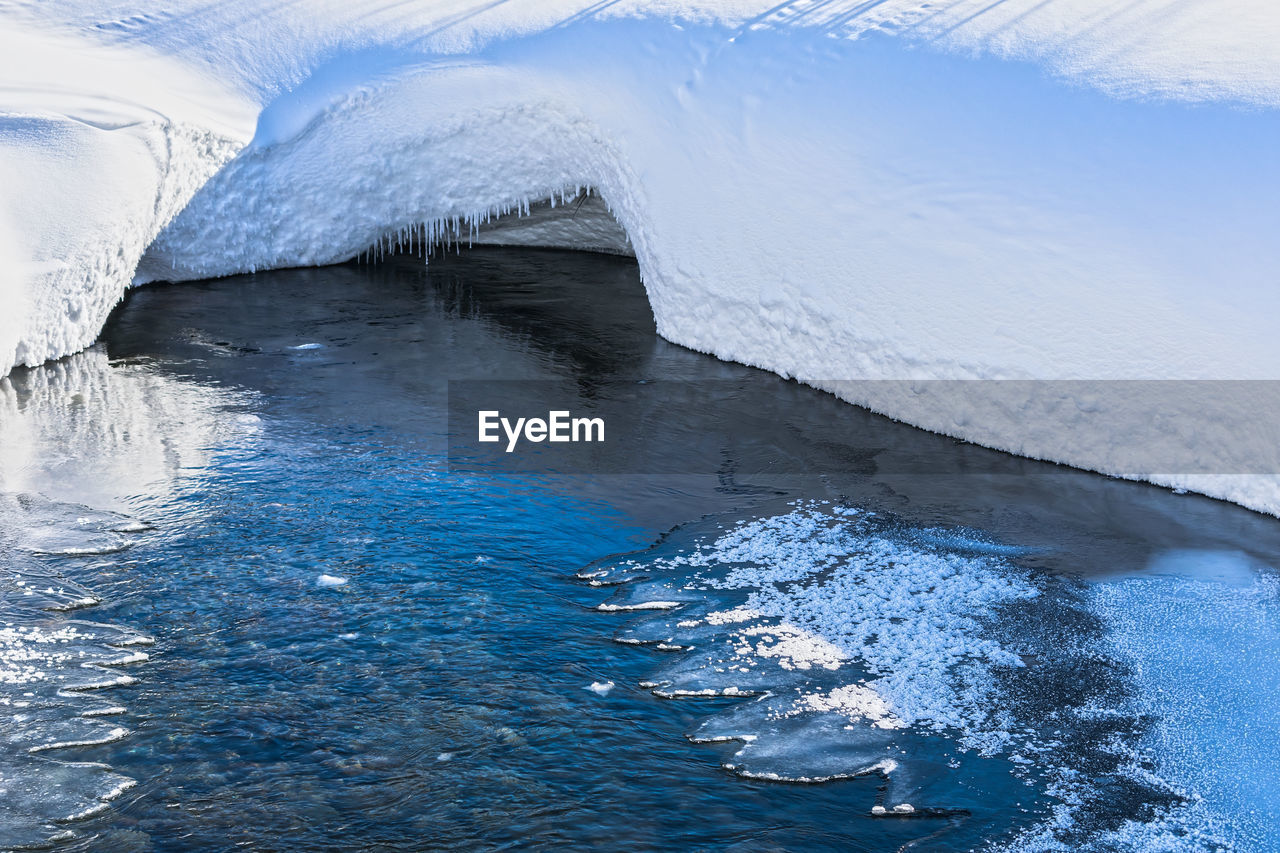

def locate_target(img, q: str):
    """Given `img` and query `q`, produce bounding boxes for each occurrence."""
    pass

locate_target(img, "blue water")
[3,249,1280,851]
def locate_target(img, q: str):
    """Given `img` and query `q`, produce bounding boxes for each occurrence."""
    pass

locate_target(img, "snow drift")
[2,1,1279,511]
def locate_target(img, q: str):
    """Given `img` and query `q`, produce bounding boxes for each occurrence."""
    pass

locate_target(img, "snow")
[1088,556,1280,852]
[0,21,253,372]
[600,502,1053,810]
[802,684,906,730]
[603,500,1280,844]
[3,1,1280,512]
[597,600,684,611]
[637,503,1038,735]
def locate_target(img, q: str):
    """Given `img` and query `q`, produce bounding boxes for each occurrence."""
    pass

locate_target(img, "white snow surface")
[652,504,1037,735]
[3,1,1280,512]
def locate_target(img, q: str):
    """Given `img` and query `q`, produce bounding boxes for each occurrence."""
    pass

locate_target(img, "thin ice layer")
[596,501,1240,846]
[600,503,1044,810]
[0,492,153,845]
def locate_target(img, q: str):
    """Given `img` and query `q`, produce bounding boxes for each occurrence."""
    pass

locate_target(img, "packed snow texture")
[1091,554,1280,853]
[2,1,1280,511]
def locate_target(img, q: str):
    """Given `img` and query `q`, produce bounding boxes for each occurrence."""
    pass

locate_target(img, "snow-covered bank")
[2,2,1279,511]
[0,21,253,372]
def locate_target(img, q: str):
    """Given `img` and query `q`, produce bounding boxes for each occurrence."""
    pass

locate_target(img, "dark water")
[3,249,1279,851]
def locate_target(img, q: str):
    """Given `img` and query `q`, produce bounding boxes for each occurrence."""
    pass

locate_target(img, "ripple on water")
[0,492,152,847]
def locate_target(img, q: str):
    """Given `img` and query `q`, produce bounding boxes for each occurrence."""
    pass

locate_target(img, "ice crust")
[596,502,1043,809]
[3,1,1280,513]
[1084,559,1280,852]
[592,502,1279,848]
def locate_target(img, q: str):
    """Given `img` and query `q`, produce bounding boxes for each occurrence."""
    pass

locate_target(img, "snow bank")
[3,1,1280,511]
[0,21,253,371]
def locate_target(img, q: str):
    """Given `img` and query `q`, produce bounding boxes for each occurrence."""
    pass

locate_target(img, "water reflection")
[0,348,262,845]
[0,347,259,512]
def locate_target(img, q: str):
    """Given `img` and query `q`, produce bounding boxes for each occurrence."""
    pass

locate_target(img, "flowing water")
[2,248,1278,851]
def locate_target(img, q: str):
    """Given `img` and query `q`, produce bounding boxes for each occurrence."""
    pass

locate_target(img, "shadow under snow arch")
[135,53,659,302]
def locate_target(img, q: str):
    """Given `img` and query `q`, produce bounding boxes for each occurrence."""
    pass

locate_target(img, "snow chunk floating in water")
[586,681,615,696]
[316,574,348,588]
[596,601,683,612]
[802,684,906,731]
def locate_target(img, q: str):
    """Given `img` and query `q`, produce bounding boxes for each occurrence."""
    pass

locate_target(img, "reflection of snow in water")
[0,347,260,511]
[592,502,1280,849]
